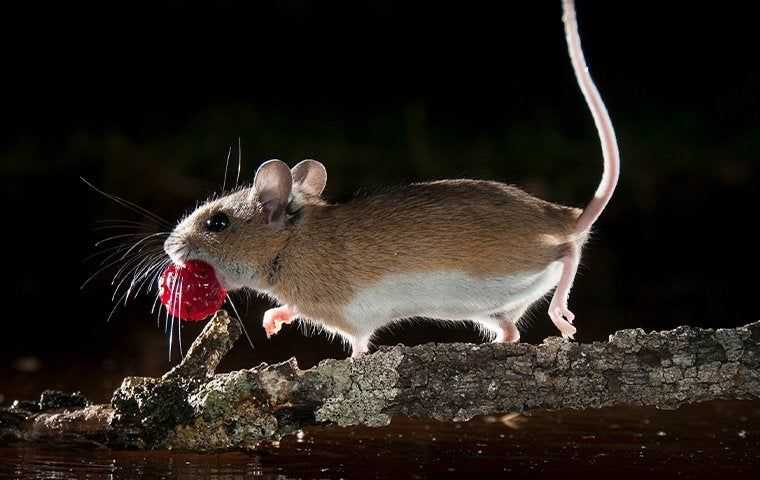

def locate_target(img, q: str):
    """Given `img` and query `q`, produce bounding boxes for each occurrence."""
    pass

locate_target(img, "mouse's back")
[296,179,583,280]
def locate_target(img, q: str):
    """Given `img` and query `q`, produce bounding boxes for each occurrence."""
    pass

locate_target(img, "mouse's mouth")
[158,260,227,321]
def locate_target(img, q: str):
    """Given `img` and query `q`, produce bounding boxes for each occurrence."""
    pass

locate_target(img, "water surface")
[1,401,758,479]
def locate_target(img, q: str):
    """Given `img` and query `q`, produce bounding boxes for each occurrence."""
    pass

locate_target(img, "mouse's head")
[163,159,327,291]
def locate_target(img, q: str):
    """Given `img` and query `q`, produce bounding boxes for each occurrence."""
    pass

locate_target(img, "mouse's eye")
[205,212,230,232]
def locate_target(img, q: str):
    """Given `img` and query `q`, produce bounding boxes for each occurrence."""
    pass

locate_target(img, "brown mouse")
[163,0,619,357]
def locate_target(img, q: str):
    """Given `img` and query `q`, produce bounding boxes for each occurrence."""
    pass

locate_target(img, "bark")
[2,310,758,450]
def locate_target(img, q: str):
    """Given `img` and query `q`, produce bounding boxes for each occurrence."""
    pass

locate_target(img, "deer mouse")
[163,0,619,357]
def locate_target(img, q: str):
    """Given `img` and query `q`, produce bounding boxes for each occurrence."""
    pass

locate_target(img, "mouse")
[162,0,619,357]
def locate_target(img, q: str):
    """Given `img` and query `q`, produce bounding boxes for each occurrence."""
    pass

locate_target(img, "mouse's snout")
[163,233,190,266]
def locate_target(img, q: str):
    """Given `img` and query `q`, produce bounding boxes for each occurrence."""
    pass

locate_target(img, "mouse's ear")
[253,159,293,224]
[291,159,327,197]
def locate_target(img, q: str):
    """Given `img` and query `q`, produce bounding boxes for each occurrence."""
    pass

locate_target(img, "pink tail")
[562,0,620,235]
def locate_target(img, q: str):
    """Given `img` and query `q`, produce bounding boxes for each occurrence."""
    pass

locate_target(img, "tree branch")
[2,311,758,450]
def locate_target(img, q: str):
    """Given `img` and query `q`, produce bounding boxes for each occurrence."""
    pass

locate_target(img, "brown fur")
[270,180,582,334]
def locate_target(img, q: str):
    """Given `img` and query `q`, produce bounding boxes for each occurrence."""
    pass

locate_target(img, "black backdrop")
[1,1,758,402]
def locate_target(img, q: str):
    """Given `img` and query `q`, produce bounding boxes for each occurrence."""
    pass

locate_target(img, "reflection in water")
[1,401,758,479]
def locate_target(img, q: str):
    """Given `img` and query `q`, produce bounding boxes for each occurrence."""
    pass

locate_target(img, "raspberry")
[158,260,226,321]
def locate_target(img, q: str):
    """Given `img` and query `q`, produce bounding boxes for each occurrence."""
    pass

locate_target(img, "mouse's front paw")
[548,303,577,339]
[263,305,297,338]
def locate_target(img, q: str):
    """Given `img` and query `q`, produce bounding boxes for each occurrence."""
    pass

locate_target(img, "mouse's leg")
[548,243,580,339]
[476,305,528,343]
[493,307,527,343]
[350,333,373,358]
[263,304,299,338]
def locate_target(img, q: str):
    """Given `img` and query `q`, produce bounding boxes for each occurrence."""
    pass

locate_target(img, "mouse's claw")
[263,305,298,338]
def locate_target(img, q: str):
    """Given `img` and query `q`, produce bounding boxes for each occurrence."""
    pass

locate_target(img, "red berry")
[158,260,226,321]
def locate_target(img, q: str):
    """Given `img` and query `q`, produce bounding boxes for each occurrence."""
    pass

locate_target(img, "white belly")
[342,263,562,331]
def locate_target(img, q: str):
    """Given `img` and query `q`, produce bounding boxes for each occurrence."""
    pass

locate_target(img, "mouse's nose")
[163,234,189,266]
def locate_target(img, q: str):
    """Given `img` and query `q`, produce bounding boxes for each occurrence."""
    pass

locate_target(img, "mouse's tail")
[562,0,620,236]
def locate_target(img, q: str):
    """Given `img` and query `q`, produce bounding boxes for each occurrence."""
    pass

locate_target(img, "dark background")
[1,1,758,404]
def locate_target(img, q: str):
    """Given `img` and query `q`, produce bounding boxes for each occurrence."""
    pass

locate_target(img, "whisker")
[148,257,172,295]
[222,144,233,193]
[178,276,184,357]
[168,314,175,363]
[227,293,254,350]
[165,270,175,333]
[236,137,242,188]
[151,284,162,314]
[123,252,166,304]
[82,235,163,292]
[81,250,143,290]
[91,224,156,232]
[111,248,158,287]
[118,232,170,261]
[166,263,182,335]
[83,242,133,263]
[95,219,154,226]
[107,288,130,323]
[94,239,161,267]
[132,256,171,300]
[164,291,172,334]
[128,251,163,287]
[168,275,184,363]
[91,219,158,232]
[95,233,153,248]
[110,248,163,287]
[108,234,165,282]
[112,257,152,301]
[154,290,164,328]
[152,259,171,327]
[81,177,172,227]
